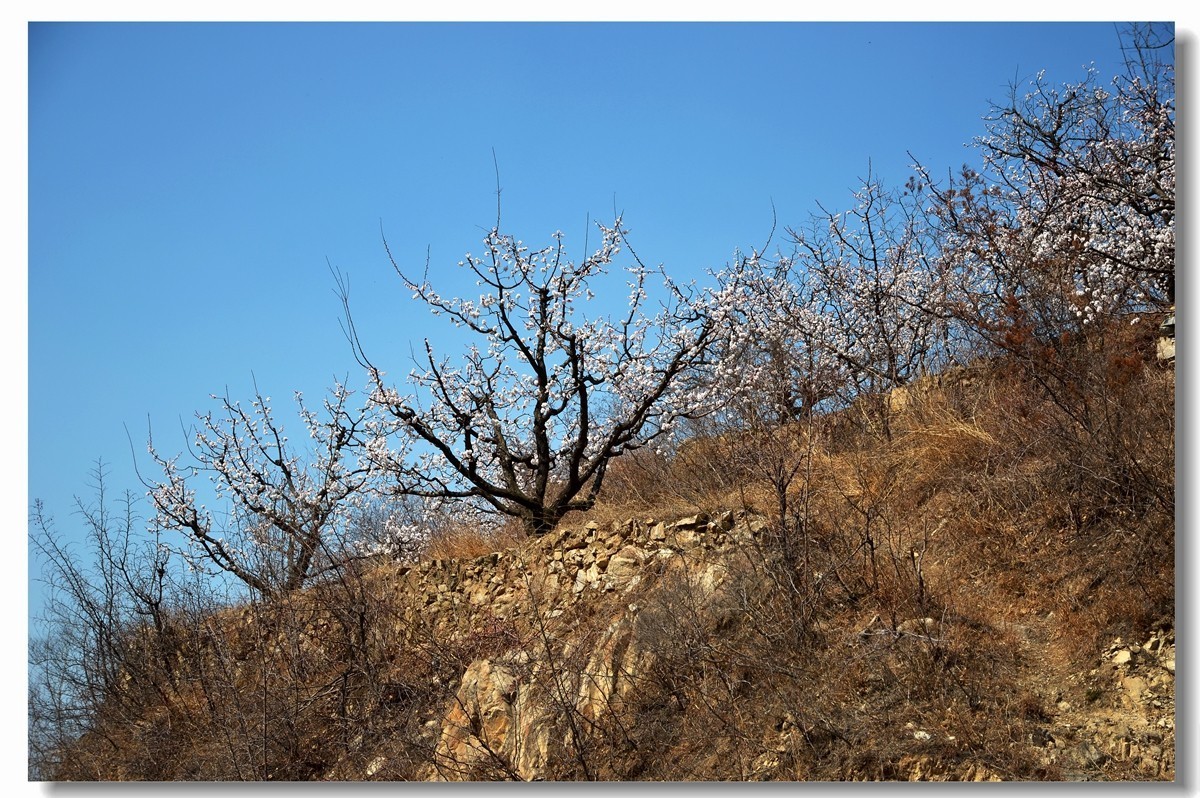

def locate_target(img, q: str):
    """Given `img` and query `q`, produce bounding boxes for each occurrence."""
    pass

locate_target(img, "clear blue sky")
[26,21,1169,608]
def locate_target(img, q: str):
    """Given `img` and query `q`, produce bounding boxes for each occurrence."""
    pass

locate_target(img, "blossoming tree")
[918,23,1174,340]
[345,218,725,537]
[144,382,381,597]
[707,249,848,428]
[710,174,952,442]
[790,175,952,400]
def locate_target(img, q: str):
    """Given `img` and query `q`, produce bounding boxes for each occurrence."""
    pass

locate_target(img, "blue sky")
[25,21,1175,612]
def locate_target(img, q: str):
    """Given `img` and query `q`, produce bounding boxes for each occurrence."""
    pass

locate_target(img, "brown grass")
[420,518,528,562]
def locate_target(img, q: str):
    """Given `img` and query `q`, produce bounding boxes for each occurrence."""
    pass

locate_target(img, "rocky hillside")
[381,512,1176,782]
[55,509,1174,781]
[48,351,1175,782]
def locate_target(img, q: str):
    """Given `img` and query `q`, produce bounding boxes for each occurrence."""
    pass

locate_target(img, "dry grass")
[421,518,528,562]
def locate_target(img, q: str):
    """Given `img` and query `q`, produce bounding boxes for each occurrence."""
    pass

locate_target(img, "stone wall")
[370,511,767,780]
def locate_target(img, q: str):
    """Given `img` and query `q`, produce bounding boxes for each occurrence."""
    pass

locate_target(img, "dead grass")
[421,518,528,562]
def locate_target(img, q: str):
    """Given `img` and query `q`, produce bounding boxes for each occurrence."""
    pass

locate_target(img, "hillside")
[45,345,1175,781]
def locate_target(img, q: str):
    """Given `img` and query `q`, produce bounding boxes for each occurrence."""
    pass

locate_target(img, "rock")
[433,658,522,775]
[608,520,633,541]
[897,617,937,636]
[606,546,646,591]
[583,563,600,587]
[712,510,735,531]
[1071,741,1109,768]
[697,562,728,596]
[746,516,769,535]
[1120,674,1147,705]
[1111,649,1133,666]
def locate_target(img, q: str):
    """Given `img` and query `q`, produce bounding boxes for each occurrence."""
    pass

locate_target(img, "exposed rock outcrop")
[345,510,1174,782]
[344,511,766,781]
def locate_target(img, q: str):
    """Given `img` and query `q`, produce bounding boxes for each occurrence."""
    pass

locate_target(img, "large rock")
[429,656,525,779]
[605,545,649,592]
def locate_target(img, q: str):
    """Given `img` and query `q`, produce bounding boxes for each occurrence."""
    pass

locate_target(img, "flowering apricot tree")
[345,218,725,537]
[710,175,952,441]
[918,23,1174,339]
[790,175,952,397]
[144,382,381,597]
[707,249,848,427]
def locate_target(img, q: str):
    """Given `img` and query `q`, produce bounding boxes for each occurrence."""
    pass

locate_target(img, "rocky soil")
[315,511,1174,781]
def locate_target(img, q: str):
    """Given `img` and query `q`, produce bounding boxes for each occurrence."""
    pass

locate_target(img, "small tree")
[918,22,1174,341]
[711,174,953,442]
[709,251,849,428]
[911,23,1175,521]
[144,381,380,597]
[345,218,725,537]
[29,463,174,779]
[789,173,954,403]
